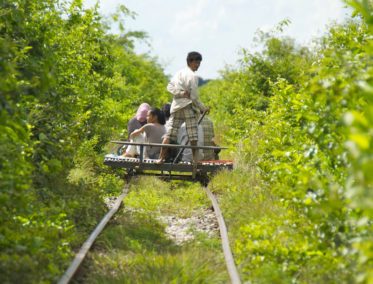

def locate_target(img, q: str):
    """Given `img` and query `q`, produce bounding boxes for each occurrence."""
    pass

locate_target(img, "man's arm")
[189,75,208,112]
[167,81,189,99]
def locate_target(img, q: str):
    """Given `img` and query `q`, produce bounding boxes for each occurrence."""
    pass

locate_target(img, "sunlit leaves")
[1,0,169,282]
[201,6,371,282]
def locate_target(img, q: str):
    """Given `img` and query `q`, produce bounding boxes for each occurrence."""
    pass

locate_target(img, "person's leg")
[124,144,137,157]
[158,136,169,162]
[183,105,199,162]
[124,133,145,157]
[158,110,183,162]
[190,140,198,162]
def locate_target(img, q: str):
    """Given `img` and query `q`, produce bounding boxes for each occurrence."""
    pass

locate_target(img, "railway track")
[58,183,131,284]
[58,178,241,284]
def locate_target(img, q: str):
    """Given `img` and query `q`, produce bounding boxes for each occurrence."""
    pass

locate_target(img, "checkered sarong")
[166,104,198,142]
[201,117,216,160]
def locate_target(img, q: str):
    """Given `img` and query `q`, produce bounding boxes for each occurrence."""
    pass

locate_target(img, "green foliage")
[200,23,313,146]
[343,1,373,281]
[202,5,372,283]
[211,171,355,283]
[2,0,372,282]
[1,0,169,282]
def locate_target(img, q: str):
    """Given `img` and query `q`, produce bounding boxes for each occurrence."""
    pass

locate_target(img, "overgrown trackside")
[1,1,168,282]
[200,2,372,282]
[1,0,372,283]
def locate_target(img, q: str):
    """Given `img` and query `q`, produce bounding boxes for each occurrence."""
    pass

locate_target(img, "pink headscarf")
[136,103,150,122]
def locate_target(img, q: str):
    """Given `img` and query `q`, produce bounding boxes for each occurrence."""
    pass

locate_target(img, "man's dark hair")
[187,51,202,64]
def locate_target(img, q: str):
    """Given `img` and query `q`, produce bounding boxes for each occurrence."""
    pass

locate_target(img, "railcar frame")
[104,141,233,183]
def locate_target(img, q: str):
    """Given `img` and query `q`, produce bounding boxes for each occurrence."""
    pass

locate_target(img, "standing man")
[159,51,209,163]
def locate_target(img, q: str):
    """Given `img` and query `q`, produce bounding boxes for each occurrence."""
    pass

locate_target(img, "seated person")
[162,102,172,135]
[200,115,219,160]
[162,103,171,122]
[175,115,218,162]
[118,103,150,155]
[124,108,166,159]
[127,103,150,139]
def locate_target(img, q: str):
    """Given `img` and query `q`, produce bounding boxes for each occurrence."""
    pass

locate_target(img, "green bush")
[0,0,169,282]
[202,3,372,282]
[1,0,372,282]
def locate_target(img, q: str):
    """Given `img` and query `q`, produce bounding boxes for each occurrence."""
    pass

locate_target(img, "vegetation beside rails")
[200,2,373,282]
[1,0,372,283]
[1,1,168,282]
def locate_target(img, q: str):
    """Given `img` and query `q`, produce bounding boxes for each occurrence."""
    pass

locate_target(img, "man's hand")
[183,90,191,98]
[202,106,210,114]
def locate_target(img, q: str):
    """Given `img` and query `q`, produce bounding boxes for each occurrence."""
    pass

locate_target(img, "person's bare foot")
[155,158,165,164]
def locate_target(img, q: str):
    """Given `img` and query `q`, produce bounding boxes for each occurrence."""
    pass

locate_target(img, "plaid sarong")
[166,104,198,142]
[201,117,216,160]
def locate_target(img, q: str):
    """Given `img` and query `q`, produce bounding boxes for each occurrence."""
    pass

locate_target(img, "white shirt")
[167,66,205,114]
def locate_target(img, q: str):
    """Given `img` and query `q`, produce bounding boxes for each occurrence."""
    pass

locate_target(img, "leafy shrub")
[202,3,371,282]
[0,0,170,282]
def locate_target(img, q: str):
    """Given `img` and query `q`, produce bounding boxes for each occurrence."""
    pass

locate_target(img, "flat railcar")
[104,141,233,183]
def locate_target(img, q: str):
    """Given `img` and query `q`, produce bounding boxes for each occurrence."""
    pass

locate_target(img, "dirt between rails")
[156,210,219,245]
[104,196,219,245]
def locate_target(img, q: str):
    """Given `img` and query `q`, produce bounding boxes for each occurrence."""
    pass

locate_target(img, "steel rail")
[203,187,241,284]
[58,183,130,284]
[57,180,240,283]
